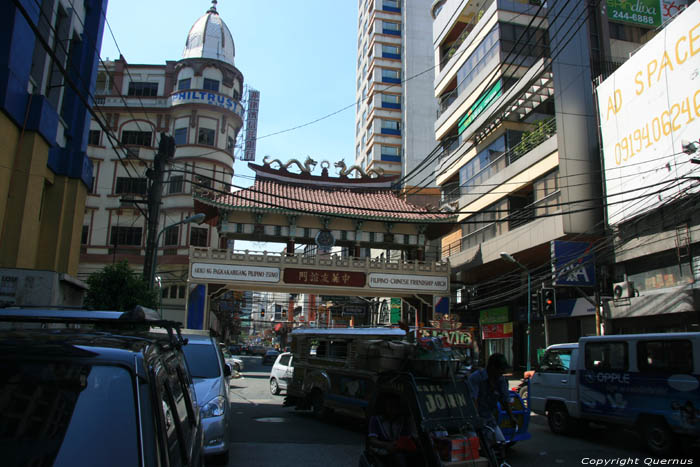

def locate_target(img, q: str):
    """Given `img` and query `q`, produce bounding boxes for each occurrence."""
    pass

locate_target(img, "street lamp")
[500,252,532,372]
[148,213,206,290]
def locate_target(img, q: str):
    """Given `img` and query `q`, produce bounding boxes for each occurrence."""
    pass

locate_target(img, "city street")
[223,356,698,467]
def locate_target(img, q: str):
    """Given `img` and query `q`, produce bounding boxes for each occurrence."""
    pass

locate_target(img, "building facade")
[0,0,108,306]
[355,0,440,207]
[431,0,692,369]
[78,2,245,323]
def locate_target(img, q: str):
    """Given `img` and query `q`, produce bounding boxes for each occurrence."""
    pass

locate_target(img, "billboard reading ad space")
[596,1,700,225]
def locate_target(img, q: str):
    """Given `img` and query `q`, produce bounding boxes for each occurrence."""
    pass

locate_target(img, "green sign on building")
[607,0,661,28]
[390,298,402,324]
[479,306,509,324]
[458,80,502,135]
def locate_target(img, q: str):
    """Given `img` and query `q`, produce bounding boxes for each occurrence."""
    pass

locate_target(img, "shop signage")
[418,327,475,347]
[283,268,366,287]
[368,273,448,292]
[390,297,402,324]
[342,305,366,316]
[191,263,280,282]
[482,322,513,339]
[479,307,509,324]
[170,90,245,118]
[551,240,596,287]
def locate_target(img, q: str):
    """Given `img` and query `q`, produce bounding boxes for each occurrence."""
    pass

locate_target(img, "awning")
[604,287,695,319]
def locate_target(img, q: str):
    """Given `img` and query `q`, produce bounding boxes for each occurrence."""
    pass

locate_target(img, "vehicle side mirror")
[224,363,232,377]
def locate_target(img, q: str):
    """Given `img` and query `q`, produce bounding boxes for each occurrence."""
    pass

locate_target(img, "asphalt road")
[223,356,698,467]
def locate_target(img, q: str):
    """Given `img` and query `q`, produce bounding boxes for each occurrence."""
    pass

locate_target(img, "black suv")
[0,307,204,467]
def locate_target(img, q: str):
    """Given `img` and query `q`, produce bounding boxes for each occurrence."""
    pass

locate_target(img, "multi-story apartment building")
[355,0,440,208]
[431,0,688,369]
[78,2,245,323]
[1,0,107,306]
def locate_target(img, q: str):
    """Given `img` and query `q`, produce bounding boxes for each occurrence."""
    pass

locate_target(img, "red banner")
[283,268,366,287]
[481,322,513,339]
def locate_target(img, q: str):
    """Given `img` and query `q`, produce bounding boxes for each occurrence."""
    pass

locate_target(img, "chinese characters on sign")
[283,268,366,287]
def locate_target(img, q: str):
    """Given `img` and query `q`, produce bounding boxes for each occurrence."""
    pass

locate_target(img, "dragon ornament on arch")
[334,160,385,178]
[262,155,317,173]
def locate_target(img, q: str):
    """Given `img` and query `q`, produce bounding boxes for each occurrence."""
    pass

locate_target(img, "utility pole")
[143,132,175,287]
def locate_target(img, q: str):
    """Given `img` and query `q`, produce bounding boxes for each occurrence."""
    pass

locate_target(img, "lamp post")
[148,213,206,290]
[501,252,532,372]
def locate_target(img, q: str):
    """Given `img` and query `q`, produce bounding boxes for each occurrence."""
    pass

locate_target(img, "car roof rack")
[0,305,187,347]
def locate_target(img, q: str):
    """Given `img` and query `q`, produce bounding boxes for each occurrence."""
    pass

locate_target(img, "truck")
[529,332,700,455]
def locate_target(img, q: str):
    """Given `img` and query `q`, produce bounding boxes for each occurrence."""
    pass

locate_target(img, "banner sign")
[368,273,448,292]
[191,263,280,282]
[607,0,662,27]
[551,240,596,287]
[482,322,513,339]
[283,268,366,287]
[390,298,402,324]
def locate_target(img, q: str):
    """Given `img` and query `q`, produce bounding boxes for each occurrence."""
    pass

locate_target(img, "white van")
[529,333,700,455]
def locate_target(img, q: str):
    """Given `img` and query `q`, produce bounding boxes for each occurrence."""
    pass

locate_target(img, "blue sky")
[100,0,359,186]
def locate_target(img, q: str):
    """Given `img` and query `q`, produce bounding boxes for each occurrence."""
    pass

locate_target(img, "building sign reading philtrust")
[596,2,700,224]
[191,263,280,282]
[170,90,245,118]
[368,273,448,292]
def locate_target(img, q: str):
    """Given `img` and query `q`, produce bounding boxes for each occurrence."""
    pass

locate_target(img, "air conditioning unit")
[613,281,634,299]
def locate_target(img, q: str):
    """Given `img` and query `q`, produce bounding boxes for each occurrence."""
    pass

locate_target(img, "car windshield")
[182,343,221,378]
[0,361,138,466]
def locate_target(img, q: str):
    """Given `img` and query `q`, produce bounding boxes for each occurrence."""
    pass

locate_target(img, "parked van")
[284,327,409,419]
[529,332,700,455]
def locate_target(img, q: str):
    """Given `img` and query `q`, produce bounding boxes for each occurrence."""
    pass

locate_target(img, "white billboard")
[596,1,700,224]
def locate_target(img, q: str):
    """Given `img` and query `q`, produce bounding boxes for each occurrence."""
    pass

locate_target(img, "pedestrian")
[367,393,418,466]
[467,353,518,444]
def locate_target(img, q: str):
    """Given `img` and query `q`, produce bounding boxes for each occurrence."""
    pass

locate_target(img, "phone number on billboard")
[613,89,700,166]
[611,10,656,25]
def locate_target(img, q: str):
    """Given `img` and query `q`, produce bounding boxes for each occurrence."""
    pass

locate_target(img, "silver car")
[181,333,231,464]
[269,352,293,395]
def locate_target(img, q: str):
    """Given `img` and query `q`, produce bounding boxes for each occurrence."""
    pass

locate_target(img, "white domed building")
[79,1,245,324]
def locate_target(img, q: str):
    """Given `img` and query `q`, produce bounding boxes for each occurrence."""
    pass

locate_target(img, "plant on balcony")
[512,119,553,158]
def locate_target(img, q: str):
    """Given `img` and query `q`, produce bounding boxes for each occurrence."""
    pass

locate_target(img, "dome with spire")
[182,1,235,67]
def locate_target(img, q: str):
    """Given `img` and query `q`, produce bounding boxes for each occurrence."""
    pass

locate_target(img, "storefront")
[479,307,513,368]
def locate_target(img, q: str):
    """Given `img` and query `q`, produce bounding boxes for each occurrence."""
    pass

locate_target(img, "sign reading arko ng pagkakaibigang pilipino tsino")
[190,263,280,282]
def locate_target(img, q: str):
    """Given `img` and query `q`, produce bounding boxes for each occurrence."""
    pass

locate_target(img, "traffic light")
[541,287,556,316]
[260,309,265,318]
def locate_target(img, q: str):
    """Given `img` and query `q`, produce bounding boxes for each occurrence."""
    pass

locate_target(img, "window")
[127,82,158,97]
[585,342,628,371]
[174,127,187,146]
[111,226,142,246]
[81,225,89,244]
[329,340,348,359]
[164,226,179,246]
[538,349,572,373]
[115,177,147,195]
[638,340,692,374]
[169,286,177,299]
[198,128,215,146]
[168,175,184,194]
[179,286,186,299]
[177,78,191,90]
[381,68,401,84]
[381,119,400,135]
[88,130,101,145]
[383,0,401,12]
[190,227,208,247]
[227,136,235,152]
[121,130,152,146]
[383,21,401,35]
[158,378,184,466]
[382,45,401,59]
[381,145,401,162]
[381,93,401,108]
[203,78,219,92]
